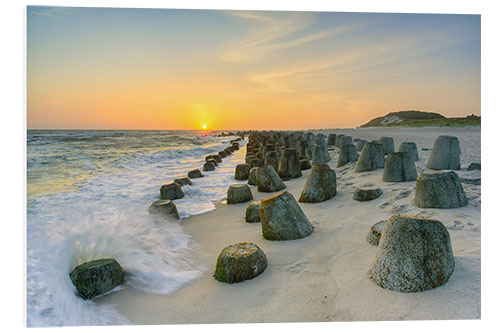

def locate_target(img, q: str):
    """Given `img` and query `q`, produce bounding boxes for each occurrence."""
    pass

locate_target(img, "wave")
[27,203,203,327]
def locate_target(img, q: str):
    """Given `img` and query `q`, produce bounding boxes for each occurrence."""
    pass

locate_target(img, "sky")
[27,7,480,130]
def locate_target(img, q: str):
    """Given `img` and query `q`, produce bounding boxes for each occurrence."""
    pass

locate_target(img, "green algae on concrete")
[214,242,267,284]
[69,258,124,299]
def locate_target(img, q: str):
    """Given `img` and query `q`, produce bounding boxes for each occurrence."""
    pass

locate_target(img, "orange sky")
[27,8,480,130]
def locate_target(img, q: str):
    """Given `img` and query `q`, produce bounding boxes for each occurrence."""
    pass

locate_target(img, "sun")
[202,124,207,130]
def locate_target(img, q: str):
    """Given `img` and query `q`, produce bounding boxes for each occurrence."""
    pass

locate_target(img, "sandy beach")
[96,126,481,324]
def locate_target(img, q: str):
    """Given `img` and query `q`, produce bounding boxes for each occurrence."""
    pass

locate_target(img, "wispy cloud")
[218,11,372,63]
[29,6,75,20]
[218,11,312,62]
[246,30,472,96]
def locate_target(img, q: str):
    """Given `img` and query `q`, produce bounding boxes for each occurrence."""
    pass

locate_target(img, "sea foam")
[27,131,246,326]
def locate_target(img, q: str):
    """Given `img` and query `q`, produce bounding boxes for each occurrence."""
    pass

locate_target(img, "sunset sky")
[27,7,480,130]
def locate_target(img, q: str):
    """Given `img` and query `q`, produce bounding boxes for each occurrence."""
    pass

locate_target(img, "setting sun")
[202,125,207,130]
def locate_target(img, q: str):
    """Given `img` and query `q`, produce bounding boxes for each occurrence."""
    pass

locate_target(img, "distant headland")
[359,110,480,128]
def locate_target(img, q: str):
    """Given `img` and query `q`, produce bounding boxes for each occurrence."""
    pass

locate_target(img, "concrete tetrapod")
[227,184,253,204]
[366,220,386,246]
[426,135,461,170]
[278,148,302,180]
[214,242,267,284]
[149,200,180,219]
[337,144,359,167]
[160,182,184,200]
[355,142,385,173]
[235,163,251,180]
[264,151,280,173]
[327,133,337,146]
[414,171,468,208]
[299,164,337,203]
[382,152,418,182]
[70,259,125,299]
[379,137,395,155]
[256,165,287,193]
[370,214,454,292]
[245,201,261,223]
[260,191,313,240]
[398,142,419,161]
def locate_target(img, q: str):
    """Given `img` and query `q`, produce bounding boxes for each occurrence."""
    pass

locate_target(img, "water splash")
[27,203,202,327]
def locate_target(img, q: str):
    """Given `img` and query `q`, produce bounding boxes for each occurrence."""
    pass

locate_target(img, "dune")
[96,126,480,324]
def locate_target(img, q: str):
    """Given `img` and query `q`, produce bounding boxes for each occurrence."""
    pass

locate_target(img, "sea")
[26,130,247,327]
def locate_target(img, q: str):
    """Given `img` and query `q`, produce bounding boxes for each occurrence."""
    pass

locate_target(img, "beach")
[95,126,481,324]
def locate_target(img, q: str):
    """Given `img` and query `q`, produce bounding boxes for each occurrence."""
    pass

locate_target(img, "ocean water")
[27,130,247,327]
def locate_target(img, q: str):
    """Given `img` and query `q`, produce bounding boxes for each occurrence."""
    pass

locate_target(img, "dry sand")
[97,126,480,324]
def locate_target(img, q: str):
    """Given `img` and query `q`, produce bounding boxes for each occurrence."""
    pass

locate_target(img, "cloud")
[245,29,472,96]
[218,11,313,62]
[28,6,75,20]
[218,11,372,63]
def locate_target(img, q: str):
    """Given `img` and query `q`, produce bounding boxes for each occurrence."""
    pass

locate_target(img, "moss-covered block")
[69,258,124,299]
[214,242,267,284]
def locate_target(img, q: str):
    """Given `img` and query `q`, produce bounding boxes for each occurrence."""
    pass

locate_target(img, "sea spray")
[27,130,246,326]
[27,203,202,326]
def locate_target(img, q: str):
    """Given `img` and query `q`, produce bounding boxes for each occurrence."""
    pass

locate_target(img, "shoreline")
[96,127,480,324]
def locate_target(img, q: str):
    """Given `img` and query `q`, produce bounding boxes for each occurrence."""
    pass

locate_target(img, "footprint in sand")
[394,190,413,200]
[390,204,410,214]
[416,210,437,218]
[379,202,390,209]
[288,261,311,274]
[447,220,480,231]
[448,220,465,230]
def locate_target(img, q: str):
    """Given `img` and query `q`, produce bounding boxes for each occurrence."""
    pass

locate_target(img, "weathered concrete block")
[355,139,367,152]
[245,201,261,223]
[337,144,359,167]
[256,165,287,193]
[327,133,337,146]
[379,137,395,155]
[245,154,256,164]
[187,169,204,179]
[370,214,454,292]
[260,191,313,240]
[366,220,386,246]
[467,163,481,171]
[214,242,267,284]
[207,158,218,167]
[264,151,280,172]
[355,142,385,172]
[312,144,330,165]
[203,161,216,171]
[335,134,345,147]
[250,158,264,168]
[174,177,192,187]
[339,135,353,148]
[415,171,467,208]
[235,163,251,180]
[278,148,302,180]
[382,152,418,182]
[299,164,337,203]
[353,187,382,201]
[426,135,461,170]
[398,142,419,161]
[227,184,253,204]
[299,159,312,170]
[211,155,222,163]
[70,259,125,299]
[149,199,180,219]
[248,167,259,186]
[160,182,184,200]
